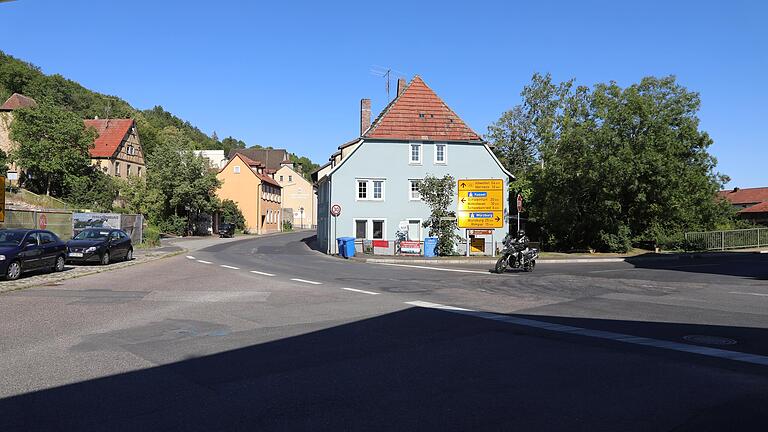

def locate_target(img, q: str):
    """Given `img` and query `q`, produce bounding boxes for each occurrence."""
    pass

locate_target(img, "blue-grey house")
[314,76,513,255]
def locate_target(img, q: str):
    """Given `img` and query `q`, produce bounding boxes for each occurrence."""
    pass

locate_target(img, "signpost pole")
[465,228,469,257]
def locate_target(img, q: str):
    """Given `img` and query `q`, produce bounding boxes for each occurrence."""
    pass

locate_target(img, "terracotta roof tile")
[83,119,134,158]
[0,93,37,111]
[363,76,482,142]
[257,172,281,187]
[739,201,768,214]
[718,187,768,205]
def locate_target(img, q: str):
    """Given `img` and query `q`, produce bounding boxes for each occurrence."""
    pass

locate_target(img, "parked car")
[0,229,67,280]
[66,228,133,265]
[219,223,235,238]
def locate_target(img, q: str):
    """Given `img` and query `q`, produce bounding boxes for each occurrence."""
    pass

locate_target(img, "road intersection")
[1,231,767,430]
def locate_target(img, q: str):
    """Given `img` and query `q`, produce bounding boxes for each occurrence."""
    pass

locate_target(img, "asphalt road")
[1,231,768,431]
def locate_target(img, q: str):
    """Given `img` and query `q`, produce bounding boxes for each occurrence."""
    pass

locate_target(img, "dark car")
[0,229,67,280]
[219,223,235,238]
[66,228,133,265]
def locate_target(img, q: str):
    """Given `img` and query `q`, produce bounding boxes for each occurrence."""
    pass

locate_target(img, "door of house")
[408,219,421,241]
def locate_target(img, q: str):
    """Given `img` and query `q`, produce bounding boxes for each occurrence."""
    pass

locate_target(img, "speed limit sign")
[330,204,342,217]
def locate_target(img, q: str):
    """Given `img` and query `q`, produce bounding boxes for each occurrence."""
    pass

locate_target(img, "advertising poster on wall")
[73,213,121,236]
[400,240,421,255]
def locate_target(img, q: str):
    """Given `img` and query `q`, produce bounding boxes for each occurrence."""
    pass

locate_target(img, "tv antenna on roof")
[370,66,406,101]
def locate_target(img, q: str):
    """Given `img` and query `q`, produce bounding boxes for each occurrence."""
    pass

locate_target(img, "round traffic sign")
[39,214,48,229]
[516,194,523,213]
[330,204,342,217]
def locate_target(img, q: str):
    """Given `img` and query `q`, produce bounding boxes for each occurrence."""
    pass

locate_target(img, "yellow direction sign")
[457,179,504,228]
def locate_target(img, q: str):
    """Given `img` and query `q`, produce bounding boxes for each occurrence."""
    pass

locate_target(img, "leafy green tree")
[10,104,95,196]
[121,130,220,235]
[419,174,460,256]
[219,199,245,231]
[489,74,734,252]
[220,136,246,156]
[64,168,119,211]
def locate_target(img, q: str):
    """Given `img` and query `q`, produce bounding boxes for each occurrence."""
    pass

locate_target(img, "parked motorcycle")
[495,231,539,273]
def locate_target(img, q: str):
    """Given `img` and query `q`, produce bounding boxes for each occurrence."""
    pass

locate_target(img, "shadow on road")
[626,253,768,280]
[2,307,768,431]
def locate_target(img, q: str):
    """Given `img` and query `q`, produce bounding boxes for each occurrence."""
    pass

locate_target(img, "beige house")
[84,119,145,178]
[276,164,316,229]
[217,153,282,234]
[0,93,38,173]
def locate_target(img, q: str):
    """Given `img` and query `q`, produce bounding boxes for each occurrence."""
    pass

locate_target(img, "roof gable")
[84,119,135,158]
[363,76,482,142]
[718,187,768,205]
[0,93,37,111]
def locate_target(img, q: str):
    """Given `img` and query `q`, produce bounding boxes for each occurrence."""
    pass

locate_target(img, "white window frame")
[355,178,385,201]
[434,143,447,164]
[408,179,422,201]
[233,165,241,174]
[351,218,388,240]
[372,180,384,200]
[409,142,422,165]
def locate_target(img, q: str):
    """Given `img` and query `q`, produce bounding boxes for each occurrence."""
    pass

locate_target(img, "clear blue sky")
[2,0,766,187]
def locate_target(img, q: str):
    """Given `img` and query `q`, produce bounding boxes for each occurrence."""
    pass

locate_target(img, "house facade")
[217,153,282,234]
[84,119,145,178]
[276,163,316,229]
[0,93,38,173]
[315,76,513,255]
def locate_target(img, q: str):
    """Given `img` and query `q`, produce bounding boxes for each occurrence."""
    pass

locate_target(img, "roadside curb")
[359,250,766,266]
[0,248,186,295]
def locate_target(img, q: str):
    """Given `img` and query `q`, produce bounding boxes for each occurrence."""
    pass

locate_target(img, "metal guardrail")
[685,228,768,251]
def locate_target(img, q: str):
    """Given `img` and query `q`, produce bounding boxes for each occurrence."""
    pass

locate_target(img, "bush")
[142,225,161,247]
[219,199,245,231]
[282,220,293,232]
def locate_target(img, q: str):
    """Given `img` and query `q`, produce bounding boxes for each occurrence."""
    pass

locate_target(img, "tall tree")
[488,74,734,251]
[419,174,460,256]
[10,104,95,196]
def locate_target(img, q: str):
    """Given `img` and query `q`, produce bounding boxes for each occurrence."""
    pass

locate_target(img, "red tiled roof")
[718,187,768,205]
[257,172,280,187]
[363,76,482,142]
[84,119,134,158]
[235,153,264,168]
[739,201,768,214]
[0,93,37,111]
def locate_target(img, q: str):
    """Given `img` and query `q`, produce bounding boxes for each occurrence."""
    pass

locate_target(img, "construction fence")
[1,210,144,243]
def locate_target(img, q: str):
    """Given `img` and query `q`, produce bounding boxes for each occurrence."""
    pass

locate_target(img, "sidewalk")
[353,248,768,265]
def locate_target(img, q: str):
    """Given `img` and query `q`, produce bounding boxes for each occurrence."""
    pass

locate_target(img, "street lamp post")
[299,207,304,229]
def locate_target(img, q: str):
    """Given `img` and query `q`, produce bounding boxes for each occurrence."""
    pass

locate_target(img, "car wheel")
[54,255,66,272]
[6,261,22,280]
[125,248,133,261]
[101,252,110,266]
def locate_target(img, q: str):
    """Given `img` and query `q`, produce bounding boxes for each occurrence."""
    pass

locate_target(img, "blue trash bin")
[337,237,356,258]
[424,237,438,258]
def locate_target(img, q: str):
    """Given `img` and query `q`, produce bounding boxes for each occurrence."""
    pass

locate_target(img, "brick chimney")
[397,77,407,96]
[360,98,371,135]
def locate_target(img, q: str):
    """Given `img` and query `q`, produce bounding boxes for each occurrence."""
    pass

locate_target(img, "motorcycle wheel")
[524,259,536,272]
[495,257,508,274]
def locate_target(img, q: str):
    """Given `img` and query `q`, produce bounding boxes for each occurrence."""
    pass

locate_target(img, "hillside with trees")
[0,50,316,177]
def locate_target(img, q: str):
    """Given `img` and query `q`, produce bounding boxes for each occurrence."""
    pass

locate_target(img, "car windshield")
[0,231,25,246]
[74,230,111,240]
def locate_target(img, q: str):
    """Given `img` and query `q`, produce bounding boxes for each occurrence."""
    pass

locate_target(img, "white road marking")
[378,263,491,275]
[342,288,380,295]
[186,256,196,260]
[729,291,768,297]
[405,300,768,367]
[250,270,275,277]
[220,265,240,270]
[291,278,322,285]
[196,260,212,264]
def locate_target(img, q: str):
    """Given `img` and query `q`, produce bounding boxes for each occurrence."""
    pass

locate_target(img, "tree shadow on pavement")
[2,308,768,431]
[626,253,768,280]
